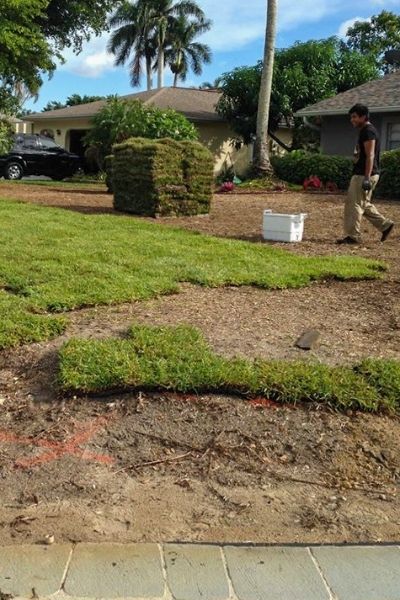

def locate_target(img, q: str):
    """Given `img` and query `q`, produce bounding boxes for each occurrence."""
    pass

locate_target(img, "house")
[296,70,400,156]
[0,114,30,134]
[22,87,293,176]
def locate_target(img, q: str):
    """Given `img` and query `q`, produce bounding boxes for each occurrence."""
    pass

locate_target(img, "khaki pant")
[344,175,391,241]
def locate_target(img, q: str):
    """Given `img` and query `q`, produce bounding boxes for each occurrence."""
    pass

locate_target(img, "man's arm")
[364,139,375,179]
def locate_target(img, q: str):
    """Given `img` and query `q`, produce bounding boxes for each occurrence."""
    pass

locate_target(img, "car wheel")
[4,162,24,180]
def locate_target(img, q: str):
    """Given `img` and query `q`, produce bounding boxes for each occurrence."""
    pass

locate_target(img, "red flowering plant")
[219,181,235,193]
[303,175,323,191]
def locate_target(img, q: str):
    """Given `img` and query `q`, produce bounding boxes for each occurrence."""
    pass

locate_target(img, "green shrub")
[272,151,353,190]
[104,154,114,193]
[112,137,213,217]
[84,98,198,166]
[376,150,400,199]
[58,323,399,413]
[0,118,14,155]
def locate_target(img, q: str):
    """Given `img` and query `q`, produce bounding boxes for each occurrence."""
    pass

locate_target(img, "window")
[23,136,39,150]
[40,136,60,150]
[387,123,400,150]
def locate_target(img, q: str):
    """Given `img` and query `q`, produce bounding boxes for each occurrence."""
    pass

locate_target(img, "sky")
[27,0,400,111]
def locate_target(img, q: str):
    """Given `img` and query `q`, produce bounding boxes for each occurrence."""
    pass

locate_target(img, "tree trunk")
[157,43,164,88]
[173,72,179,87]
[253,0,278,176]
[146,57,153,90]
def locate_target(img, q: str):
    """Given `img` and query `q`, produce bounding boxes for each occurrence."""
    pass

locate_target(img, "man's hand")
[362,178,372,192]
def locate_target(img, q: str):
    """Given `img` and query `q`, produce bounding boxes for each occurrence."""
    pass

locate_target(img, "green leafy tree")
[0,117,14,154]
[346,11,400,72]
[0,0,54,113]
[37,0,124,53]
[165,14,212,86]
[84,97,198,163]
[42,94,106,112]
[217,37,378,147]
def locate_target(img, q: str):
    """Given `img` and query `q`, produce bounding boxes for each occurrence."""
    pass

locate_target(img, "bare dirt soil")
[0,182,399,545]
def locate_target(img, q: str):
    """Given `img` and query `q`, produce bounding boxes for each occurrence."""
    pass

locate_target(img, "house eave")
[23,114,224,123]
[296,106,400,117]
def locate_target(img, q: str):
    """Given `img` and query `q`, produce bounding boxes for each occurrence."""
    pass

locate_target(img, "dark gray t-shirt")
[353,123,380,176]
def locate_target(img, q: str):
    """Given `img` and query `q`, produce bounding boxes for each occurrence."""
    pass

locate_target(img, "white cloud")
[60,35,116,78]
[337,16,370,39]
[199,0,339,52]
[58,0,398,76]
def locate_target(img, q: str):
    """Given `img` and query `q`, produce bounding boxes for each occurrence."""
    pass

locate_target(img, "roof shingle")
[25,87,224,122]
[296,70,400,117]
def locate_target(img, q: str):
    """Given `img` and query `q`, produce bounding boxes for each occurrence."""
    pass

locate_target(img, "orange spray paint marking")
[0,416,115,469]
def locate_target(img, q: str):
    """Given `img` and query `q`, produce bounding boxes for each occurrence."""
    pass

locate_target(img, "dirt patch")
[0,393,398,546]
[0,182,399,545]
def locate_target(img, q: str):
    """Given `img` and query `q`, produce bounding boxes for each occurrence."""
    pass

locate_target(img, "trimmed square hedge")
[112,137,214,217]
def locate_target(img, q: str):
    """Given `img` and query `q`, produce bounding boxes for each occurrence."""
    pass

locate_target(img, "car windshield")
[40,137,61,150]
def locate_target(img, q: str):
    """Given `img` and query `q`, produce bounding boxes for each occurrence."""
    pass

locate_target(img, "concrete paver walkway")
[0,543,399,599]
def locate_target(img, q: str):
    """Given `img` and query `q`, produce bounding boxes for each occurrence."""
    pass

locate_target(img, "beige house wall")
[14,122,33,134]
[24,117,292,176]
[26,118,92,149]
[197,121,253,176]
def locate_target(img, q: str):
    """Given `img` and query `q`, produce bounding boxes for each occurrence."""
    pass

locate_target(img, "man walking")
[337,103,394,244]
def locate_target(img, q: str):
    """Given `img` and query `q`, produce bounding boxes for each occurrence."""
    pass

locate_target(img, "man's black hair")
[349,103,369,118]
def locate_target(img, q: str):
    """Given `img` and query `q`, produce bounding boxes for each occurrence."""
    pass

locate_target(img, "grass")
[0,198,385,349]
[0,179,105,188]
[58,324,399,412]
[236,177,303,192]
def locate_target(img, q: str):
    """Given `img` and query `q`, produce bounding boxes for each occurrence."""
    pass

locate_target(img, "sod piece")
[0,199,386,349]
[58,324,397,413]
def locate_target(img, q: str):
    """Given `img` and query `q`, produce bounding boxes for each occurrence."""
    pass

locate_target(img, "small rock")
[44,534,54,545]
[295,329,321,350]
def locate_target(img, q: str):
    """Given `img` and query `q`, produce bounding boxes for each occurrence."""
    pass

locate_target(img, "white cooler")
[262,210,307,242]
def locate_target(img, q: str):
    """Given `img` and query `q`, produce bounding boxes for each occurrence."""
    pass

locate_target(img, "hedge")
[112,137,214,217]
[58,323,400,413]
[272,149,400,198]
[377,149,400,198]
[271,151,353,190]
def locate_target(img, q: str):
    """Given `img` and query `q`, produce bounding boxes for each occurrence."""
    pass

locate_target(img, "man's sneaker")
[336,236,359,245]
[381,223,394,242]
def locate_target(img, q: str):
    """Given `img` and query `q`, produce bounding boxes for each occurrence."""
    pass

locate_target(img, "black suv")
[0,134,81,180]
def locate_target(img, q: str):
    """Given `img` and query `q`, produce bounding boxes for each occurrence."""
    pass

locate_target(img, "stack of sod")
[180,140,214,215]
[112,137,213,217]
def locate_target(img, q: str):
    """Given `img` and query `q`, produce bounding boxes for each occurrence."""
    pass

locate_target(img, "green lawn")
[2,179,105,188]
[59,323,400,412]
[0,198,385,349]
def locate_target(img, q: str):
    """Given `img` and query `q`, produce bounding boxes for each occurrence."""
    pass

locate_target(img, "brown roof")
[296,70,400,117]
[25,87,224,123]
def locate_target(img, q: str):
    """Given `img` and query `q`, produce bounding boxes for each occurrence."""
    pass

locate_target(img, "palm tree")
[199,77,222,89]
[165,15,212,87]
[108,0,210,90]
[108,2,157,91]
[253,0,278,175]
[146,0,208,88]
